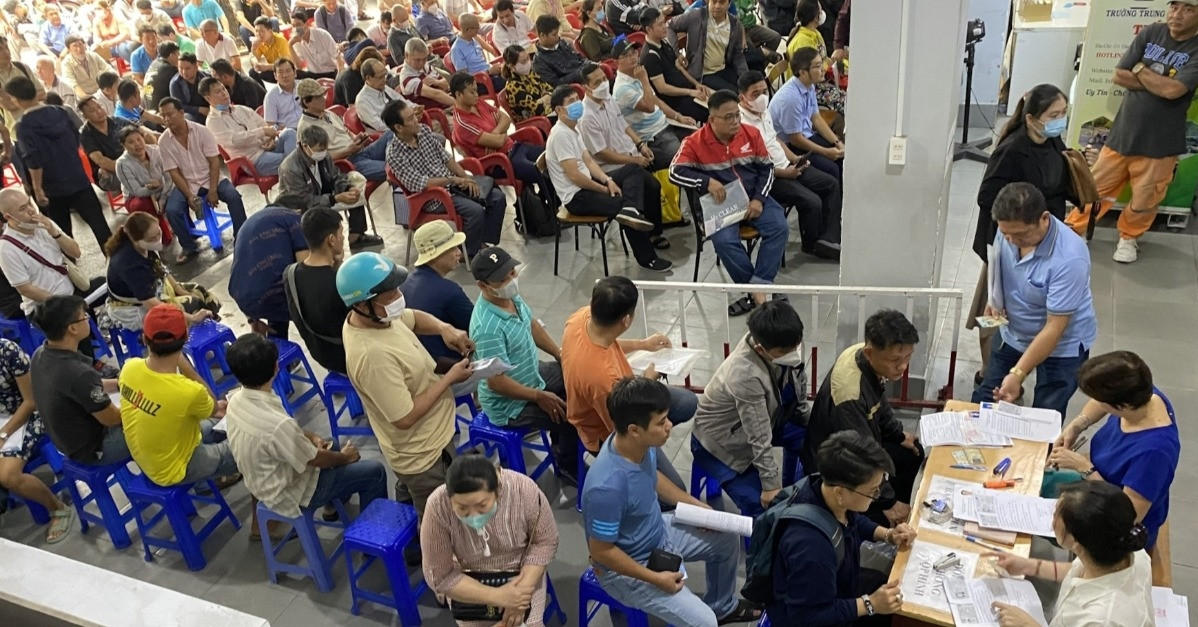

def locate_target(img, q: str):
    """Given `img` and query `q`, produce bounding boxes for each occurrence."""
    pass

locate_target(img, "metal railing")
[631,280,966,410]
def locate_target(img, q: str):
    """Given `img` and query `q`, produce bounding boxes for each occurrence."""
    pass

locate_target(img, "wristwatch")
[1081,466,1098,478]
[0,431,8,441]
[1132,62,1146,75]
[1008,366,1026,382]
[862,595,875,616]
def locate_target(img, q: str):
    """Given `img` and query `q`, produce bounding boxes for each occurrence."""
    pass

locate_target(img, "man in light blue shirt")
[610,40,698,170]
[767,47,844,181]
[971,182,1097,418]
[263,59,303,130]
[39,8,73,56]
[182,0,229,36]
[416,0,457,43]
[130,27,159,83]
[469,246,580,484]
[449,14,505,93]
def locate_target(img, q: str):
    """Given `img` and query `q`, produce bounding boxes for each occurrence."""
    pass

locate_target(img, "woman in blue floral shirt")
[0,339,74,543]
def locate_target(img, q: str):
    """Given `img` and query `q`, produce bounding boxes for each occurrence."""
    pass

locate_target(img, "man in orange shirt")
[560,275,696,488]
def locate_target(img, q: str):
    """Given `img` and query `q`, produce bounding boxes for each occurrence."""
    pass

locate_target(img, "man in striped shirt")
[468,246,580,485]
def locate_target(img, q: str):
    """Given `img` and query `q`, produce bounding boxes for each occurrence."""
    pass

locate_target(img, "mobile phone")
[793,154,810,168]
[647,548,682,573]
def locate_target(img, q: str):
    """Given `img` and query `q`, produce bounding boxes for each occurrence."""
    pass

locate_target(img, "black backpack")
[741,476,845,605]
[518,184,557,238]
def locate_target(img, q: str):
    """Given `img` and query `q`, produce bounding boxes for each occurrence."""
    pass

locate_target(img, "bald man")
[449,14,505,93]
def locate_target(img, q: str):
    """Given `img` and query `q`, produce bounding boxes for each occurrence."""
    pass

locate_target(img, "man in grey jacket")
[277,124,384,249]
[667,0,749,92]
[690,300,808,517]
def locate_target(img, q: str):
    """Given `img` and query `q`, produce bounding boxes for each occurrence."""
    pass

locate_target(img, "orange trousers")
[1064,146,1178,239]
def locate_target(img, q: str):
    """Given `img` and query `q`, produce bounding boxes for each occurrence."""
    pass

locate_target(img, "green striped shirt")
[470,295,544,425]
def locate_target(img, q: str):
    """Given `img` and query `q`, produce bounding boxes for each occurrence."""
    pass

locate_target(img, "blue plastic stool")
[122,474,242,571]
[87,318,112,360]
[186,200,234,252]
[576,440,590,513]
[343,499,427,624]
[758,614,771,626]
[60,458,137,549]
[544,577,567,625]
[323,372,372,440]
[690,463,724,503]
[109,326,145,367]
[257,499,350,592]
[0,316,42,355]
[452,393,479,439]
[5,437,68,523]
[458,411,556,480]
[271,338,327,416]
[579,566,651,627]
[183,320,239,396]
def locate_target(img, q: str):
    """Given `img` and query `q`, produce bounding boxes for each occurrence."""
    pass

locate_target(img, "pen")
[1069,435,1089,452]
[964,535,1009,553]
[950,464,989,471]
[993,457,1012,477]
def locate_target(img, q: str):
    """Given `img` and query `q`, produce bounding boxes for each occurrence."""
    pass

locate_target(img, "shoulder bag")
[0,234,90,291]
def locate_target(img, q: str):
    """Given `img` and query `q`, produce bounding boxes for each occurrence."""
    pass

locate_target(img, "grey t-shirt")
[1108,23,1198,158]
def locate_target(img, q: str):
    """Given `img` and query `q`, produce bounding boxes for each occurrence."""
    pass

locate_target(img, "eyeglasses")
[71,317,90,326]
[836,476,894,502]
[714,111,741,122]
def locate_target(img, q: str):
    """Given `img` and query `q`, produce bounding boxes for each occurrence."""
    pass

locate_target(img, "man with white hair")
[195,19,242,72]
[398,38,454,108]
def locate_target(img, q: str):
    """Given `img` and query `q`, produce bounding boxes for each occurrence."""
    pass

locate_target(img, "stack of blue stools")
[257,499,351,592]
[458,412,557,480]
[271,338,326,416]
[60,458,138,549]
[324,372,372,440]
[122,474,241,571]
[343,499,427,624]
[184,320,239,396]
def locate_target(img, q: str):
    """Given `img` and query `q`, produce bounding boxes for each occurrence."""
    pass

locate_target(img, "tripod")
[954,39,992,163]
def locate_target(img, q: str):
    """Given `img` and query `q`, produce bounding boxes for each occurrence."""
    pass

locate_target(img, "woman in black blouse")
[968,83,1079,383]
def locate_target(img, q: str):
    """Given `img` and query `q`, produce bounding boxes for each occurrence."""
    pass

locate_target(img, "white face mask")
[309,148,328,161]
[492,277,519,299]
[514,60,532,75]
[748,94,768,114]
[141,239,164,251]
[772,348,804,367]
[592,82,610,100]
[380,294,406,322]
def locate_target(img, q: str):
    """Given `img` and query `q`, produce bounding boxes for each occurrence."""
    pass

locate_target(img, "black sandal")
[728,296,756,317]
[650,234,671,250]
[717,599,763,625]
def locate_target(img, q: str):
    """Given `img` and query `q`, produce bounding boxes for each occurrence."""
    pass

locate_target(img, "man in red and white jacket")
[670,89,788,316]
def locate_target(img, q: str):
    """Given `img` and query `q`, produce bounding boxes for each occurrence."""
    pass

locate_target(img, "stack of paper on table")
[918,411,1013,447]
[952,489,1056,537]
[673,502,753,537]
[625,348,707,378]
[976,401,1062,443]
[1153,587,1191,627]
[917,476,984,537]
[944,577,1048,626]
[899,540,979,613]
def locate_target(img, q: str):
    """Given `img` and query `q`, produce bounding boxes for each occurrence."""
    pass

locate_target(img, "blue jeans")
[252,128,297,176]
[165,179,249,253]
[689,421,805,518]
[348,130,394,181]
[180,419,239,484]
[709,195,788,286]
[305,458,388,511]
[88,426,130,465]
[597,512,741,627]
[970,336,1088,418]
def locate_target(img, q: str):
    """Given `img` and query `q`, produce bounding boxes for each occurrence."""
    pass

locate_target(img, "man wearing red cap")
[118,304,240,487]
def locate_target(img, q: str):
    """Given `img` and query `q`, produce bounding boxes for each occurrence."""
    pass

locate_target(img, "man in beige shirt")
[61,36,113,101]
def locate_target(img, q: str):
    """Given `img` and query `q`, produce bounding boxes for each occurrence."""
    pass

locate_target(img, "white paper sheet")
[919,411,1013,448]
[1153,587,1191,627]
[673,502,753,537]
[976,402,1062,443]
[625,348,707,378]
[699,179,750,237]
[944,577,1048,627]
[899,540,980,614]
[460,357,512,387]
[0,414,24,453]
[972,491,1057,537]
[918,476,984,536]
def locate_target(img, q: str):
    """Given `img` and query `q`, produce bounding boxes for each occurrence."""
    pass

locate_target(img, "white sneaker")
[1113,237,1138,263]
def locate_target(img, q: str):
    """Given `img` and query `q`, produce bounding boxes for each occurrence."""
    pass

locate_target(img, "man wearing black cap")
[610,39,698,171]
[469,246,580,485]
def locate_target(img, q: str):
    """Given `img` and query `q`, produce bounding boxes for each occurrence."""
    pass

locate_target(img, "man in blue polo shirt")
[971,182,1097,417]
[399,221,475,366]
[767,47,844,181]
[470,245,580,485]
[130,27,159,84]
[582,376,761,627]
[450,15,505,93]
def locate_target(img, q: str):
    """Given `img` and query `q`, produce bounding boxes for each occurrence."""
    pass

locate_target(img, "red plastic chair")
[328,104,347,117]
[421,107,451,137]
[106,191,127,213]
[343,106,383,141]
[333,159,381,237]
[625,32,647,46]
[317,77,336,108]
[385,163,464,266]
[565,12,582,30]
[113,56,131,76]
[2,163,20,187]
[495,90,553,138]
[442,52,497,102]
[430,40,451,57]
[218,146,278,201]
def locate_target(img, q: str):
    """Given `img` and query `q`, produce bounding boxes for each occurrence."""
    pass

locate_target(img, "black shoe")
[639,257,673,272]
[804,240,841,260]
[403,544,422,567]
[350,233,384,249]
[615,209,654,231]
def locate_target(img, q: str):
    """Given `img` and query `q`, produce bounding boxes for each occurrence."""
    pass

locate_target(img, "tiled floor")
[4,151,1196,624]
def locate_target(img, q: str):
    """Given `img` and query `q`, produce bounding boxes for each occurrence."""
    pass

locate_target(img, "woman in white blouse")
[990,481,1153,627]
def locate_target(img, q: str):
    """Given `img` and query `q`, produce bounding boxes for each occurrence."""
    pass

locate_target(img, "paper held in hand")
[673,502,753,537]
[1152,586,1191,627]
[625,348,707,378]
[943,577,1048,627]
[460,357,512,388]
[977,402,1062,443]
[699,179,750,237]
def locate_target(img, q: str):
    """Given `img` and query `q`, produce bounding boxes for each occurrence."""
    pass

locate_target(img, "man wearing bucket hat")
[469,245,581,486]
[399,221,475,366]
[338,251,475,519]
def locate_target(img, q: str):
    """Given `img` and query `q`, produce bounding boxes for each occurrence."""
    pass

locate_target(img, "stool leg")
[501,438,528,474]
[381,548,423,626]
[92,476,133,549]
[169,493,208,571]
[296,518,336,592]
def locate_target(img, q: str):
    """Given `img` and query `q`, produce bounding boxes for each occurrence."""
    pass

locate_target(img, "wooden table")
[888,400,1049,626]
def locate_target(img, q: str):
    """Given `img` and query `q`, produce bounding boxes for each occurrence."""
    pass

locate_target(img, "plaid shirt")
[385,124,455,214]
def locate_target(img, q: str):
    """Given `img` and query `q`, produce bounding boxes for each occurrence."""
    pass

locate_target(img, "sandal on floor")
[175,250,199,265]
[322,505,340,522]
[728,296,756,317]
[46,507,75,544]
[717,599,763,625]
[650,235,671,250]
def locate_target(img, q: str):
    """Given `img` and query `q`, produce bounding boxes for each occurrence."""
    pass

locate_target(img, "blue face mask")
[565,100,585,121]
[215,103,230,112]
[1041,116,1066,138]
[456,501,498,531]
[595,9,606,22]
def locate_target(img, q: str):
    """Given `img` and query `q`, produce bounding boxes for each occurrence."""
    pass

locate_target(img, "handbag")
[1062,149,1099,206]
[0,234,90,291]
[449,494,544,622]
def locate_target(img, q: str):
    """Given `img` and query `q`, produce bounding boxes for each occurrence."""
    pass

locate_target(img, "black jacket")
[972,130,1077,260]
[804,343,905,473]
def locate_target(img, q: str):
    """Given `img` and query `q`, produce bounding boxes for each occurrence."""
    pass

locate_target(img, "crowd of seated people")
[1,3,1169,627]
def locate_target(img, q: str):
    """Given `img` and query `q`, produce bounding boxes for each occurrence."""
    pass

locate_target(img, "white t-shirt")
[1051,550,1154,627]
[545,120,587,206]
[0,227,73,314]
[224,388,320,518]
[612,72,667,141]
[740,104,790,170]
[195,35,240,69]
